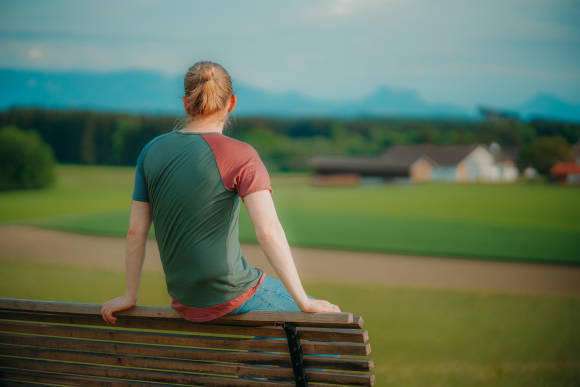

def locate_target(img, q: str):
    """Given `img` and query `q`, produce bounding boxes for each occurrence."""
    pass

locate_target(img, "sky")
[1,0,579,110]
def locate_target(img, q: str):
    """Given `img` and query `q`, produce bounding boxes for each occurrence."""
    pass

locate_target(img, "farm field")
[0,259,578,387]
[1,165,579,264]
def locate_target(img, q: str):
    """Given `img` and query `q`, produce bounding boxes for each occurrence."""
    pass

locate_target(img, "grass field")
[1,165,579,264]
[0,259,578,387]
[2,165,579,385]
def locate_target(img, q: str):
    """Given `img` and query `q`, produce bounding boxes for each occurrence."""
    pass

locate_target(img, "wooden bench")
[0,298,374,386]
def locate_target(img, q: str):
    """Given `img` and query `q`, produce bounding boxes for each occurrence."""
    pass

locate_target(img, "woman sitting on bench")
[101,61,340,324]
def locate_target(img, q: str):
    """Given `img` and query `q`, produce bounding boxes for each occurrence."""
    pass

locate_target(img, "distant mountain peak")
[0,68,578,122]
[519,92,580,122]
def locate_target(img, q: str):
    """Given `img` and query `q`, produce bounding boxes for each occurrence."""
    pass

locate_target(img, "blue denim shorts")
[228,274,339,369]
[227,275,308,315]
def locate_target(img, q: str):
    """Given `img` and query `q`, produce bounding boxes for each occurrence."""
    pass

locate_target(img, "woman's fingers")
[105,308,116,324]
[101,296,134,324]
[105,309,118,324]
[100,304,108,323]
[317,299,340,313]
[325,300,341,313]
[302,298,341,313]
[101,303,115,324]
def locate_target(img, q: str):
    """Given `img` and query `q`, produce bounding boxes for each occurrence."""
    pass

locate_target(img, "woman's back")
[134,131,269,308]
[101,61,340,327]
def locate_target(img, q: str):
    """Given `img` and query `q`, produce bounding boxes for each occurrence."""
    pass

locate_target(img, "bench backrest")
[0,298,374,386]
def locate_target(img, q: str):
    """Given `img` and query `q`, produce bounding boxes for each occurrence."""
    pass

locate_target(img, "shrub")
[0,126,56,190]
[517,136,573,175]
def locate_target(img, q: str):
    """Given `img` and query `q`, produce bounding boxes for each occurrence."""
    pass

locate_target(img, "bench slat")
[0,357,295,386]
[0,367,180,386]
[0,320,370,356]
[214,310,360,328]
[0,310,368,343]
[0,298,360,328]
[0,333,374,372]
[0,343,374,386]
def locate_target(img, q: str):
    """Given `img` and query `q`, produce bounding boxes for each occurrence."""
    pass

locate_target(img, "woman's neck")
[180,113,226,134]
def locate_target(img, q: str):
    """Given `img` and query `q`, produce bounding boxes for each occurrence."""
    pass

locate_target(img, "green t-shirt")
[132,130,271,307]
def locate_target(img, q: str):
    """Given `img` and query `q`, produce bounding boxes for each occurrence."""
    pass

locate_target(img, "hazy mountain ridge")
[1,68,579,122]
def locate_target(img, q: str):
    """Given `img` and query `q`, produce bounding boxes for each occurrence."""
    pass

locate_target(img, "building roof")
[492,147,518,165]
[380,144,479,166]
[551,162,580,176]
[309,154,419,175]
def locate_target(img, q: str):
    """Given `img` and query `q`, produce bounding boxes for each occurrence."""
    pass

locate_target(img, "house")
[550,142,580,184]
[488,142,519,182]
[309,152,436,182]
[310,143,519,183]
[551,162,580,184]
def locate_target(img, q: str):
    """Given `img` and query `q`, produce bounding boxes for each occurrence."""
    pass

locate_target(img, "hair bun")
[199,67,215,82]
[184,61,233,117]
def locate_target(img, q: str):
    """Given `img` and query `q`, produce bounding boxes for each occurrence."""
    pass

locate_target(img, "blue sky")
[1,0,579,109]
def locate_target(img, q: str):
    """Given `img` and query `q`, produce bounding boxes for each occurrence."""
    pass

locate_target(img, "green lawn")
[0,259,578,387]
[1,165,579,263]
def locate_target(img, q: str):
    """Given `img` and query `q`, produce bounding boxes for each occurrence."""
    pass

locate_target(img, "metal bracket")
[282,322,308,387]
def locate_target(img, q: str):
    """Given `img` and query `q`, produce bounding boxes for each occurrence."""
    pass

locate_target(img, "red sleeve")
[201,133,272,199]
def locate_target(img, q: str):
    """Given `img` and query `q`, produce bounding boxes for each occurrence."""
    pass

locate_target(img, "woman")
[101,61,340,324]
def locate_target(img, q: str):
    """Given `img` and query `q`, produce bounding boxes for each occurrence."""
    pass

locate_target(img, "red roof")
[551,162,580,176]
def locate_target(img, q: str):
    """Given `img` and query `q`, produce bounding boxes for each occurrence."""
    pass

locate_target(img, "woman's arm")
[101,200,152,323]
[243,190,340,313]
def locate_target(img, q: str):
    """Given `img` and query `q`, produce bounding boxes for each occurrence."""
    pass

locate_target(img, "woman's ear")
[182,96,188,112]
[228,94,237,113]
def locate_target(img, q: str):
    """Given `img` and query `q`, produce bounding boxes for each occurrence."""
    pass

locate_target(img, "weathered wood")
[0,357,294,386]
[0,343,374,386]
[0,333,374,372]
[0,297,374,385]
[0,367,178,386]
[0,320,370,356]
[213,310,358,328]
[0,298,359,328]
[0,344,294,380]
[0,310,368,343]
[0,367,368,387]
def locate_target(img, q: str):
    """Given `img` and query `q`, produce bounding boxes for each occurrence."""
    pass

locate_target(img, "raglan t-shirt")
[132,130,272,322]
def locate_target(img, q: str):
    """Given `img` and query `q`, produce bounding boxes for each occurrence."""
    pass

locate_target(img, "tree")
[517,136,573,175]
[0,126,56,190]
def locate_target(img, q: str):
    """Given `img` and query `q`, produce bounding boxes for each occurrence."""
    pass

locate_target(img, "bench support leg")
[282,323,308,387]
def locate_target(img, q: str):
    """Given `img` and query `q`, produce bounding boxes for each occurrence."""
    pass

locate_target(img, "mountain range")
[1,68,579,122]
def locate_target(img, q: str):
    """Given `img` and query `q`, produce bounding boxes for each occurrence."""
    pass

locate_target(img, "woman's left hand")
[101,295,136,324]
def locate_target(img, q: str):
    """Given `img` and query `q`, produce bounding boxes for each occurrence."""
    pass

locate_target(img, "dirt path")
[2,225,579,295]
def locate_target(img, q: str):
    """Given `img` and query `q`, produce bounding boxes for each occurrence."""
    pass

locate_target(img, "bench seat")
[0,298,374,386]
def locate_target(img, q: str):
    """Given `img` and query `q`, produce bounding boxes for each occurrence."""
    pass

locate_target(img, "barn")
[310,143,519,183]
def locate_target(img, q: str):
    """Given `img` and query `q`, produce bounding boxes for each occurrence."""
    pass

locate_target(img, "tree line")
[1,107,579,173]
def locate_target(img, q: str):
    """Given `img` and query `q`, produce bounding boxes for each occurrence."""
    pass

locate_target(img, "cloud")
[27,45,43,59]
[331,0,355,16]
[310,0,389,20]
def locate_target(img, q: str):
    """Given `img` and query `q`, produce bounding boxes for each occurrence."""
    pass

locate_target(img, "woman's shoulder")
[201,133,260,162]
[201,133,270,196]
[141,131,176,151]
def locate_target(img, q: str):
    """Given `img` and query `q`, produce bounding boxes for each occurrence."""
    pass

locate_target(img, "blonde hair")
[183,61,233,118]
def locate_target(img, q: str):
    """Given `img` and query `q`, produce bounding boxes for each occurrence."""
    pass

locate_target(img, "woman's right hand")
[101,295,136,324]
[300,298,341,313]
